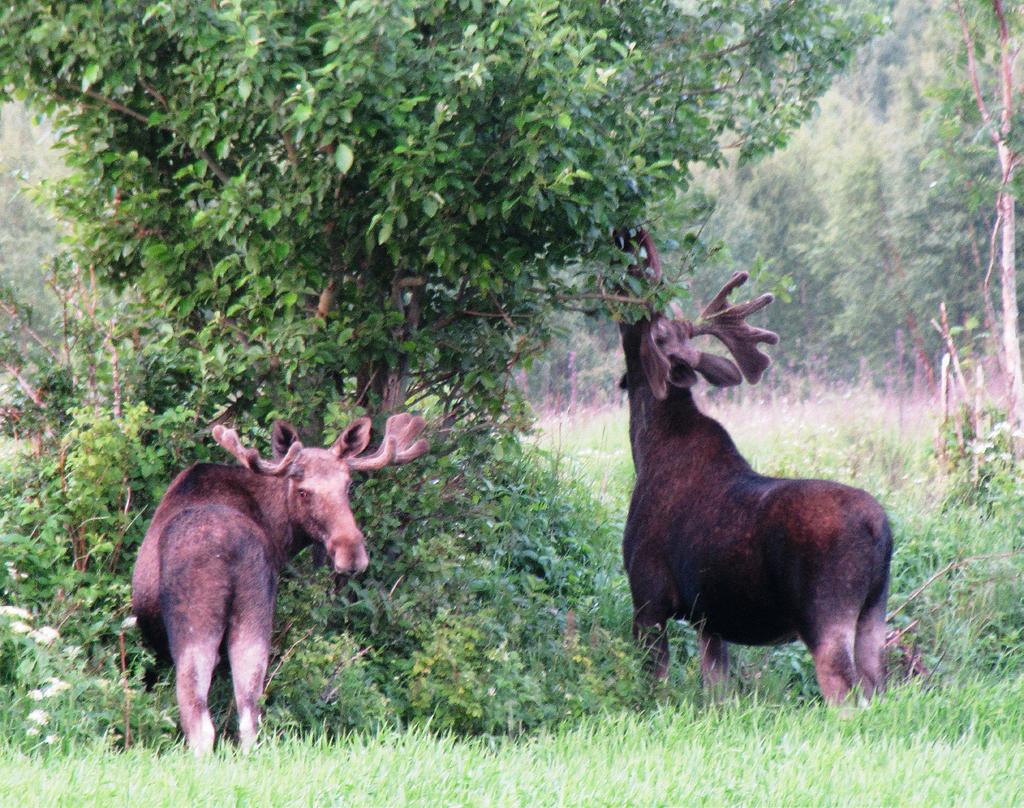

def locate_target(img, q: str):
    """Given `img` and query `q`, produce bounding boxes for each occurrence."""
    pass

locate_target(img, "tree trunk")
[997,187,1024,433]
[355,275,422,414]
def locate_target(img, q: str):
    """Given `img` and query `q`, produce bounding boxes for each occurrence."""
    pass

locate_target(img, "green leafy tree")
[698,0,1013,392]
[0,0,874,428]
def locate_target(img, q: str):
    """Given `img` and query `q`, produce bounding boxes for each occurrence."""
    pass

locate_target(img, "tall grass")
[2,679,1022,806]
[537,386,937,509]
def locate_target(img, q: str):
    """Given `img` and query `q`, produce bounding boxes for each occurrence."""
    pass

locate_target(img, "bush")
[0,604,176,753]
[261,437,650,739]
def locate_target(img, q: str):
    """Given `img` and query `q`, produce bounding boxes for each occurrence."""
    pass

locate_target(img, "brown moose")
[615,228,892,704]
[131,411,428,754]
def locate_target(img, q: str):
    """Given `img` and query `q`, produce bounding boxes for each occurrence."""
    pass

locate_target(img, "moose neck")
[244,473,312,569]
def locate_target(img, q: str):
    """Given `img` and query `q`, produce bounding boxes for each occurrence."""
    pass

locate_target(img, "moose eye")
[296,489,310,500]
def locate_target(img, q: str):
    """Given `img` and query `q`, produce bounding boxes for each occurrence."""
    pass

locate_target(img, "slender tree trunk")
[966,213,1007,385]
[997,186,1023,430]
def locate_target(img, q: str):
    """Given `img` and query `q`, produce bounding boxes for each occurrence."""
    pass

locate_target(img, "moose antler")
[613,226,662,285]
[690,271,779,384]
[212,425,302,475]
[346,413,429,472]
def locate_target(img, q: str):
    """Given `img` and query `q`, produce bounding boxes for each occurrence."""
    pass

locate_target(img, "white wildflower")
[44,735,57,745]
[120,616,137,630]
[4,562,26,581]
[26,727,39,737]
[10,621,32,635]
[43,678,70,697]
[29,678,70,700]
[29,626,59,645]
[0,605,31,620]
[28,709,49,725]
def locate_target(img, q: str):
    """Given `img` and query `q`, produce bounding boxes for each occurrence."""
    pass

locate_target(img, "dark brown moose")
[131,412,428,754]
[615,228,892,705]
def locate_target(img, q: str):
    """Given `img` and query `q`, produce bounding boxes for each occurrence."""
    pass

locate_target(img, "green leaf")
[238,76,252,101]
[262,207,282,228]
[335,143,354,174]
[81,63,100,91]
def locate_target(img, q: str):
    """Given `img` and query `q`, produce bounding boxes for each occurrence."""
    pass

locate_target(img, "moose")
[615,228,892,704]
[131,411,428,754]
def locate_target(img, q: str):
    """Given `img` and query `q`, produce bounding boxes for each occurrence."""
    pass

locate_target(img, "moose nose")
[330,536,368,575]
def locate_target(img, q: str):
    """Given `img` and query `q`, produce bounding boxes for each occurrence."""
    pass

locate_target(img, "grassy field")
[1,680,1021,806]
[3,388,1022,806]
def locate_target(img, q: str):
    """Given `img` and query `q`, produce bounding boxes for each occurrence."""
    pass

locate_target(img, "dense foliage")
[0,412,657,748]
[1,0,873,424]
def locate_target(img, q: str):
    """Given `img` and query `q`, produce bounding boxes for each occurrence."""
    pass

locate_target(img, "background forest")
[0,1,1022,799]
[526,0,1022,409]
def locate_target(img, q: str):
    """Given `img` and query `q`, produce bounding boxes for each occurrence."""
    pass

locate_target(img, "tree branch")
[556,291,650,306]
[63,80,232,185]
[992,0,1013,138]
[138,77,169,111]
[282,130,299,169]
[0,299,61,363]
[2,361,45,406]
[80,86,150,124]
[956,0,997,144]
[192,147,228,184]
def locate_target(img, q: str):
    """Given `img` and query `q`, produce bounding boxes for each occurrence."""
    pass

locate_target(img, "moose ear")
[271,420,302,460]
[638,321,670,400]
[694,352,743,387]
[331,417,372,460]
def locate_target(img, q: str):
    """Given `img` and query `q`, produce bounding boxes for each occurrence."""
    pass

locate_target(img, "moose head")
[614,226,779,398]
[211,413,428,575]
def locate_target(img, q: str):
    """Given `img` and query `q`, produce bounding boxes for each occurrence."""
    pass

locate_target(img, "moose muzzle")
[328,532,369,575]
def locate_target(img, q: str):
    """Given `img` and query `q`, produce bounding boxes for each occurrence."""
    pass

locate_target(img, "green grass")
[537,387,937,509]
[4,388,1022,805]
[2,679,1022,806]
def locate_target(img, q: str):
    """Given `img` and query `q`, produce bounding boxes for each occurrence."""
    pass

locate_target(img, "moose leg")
[227,630,270,753]
[698,631,729,693]
[854,597,887,699]
[227,578,275,753]
[633,617,669,681]
[807,623,857,706]
[173,636,221,756]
